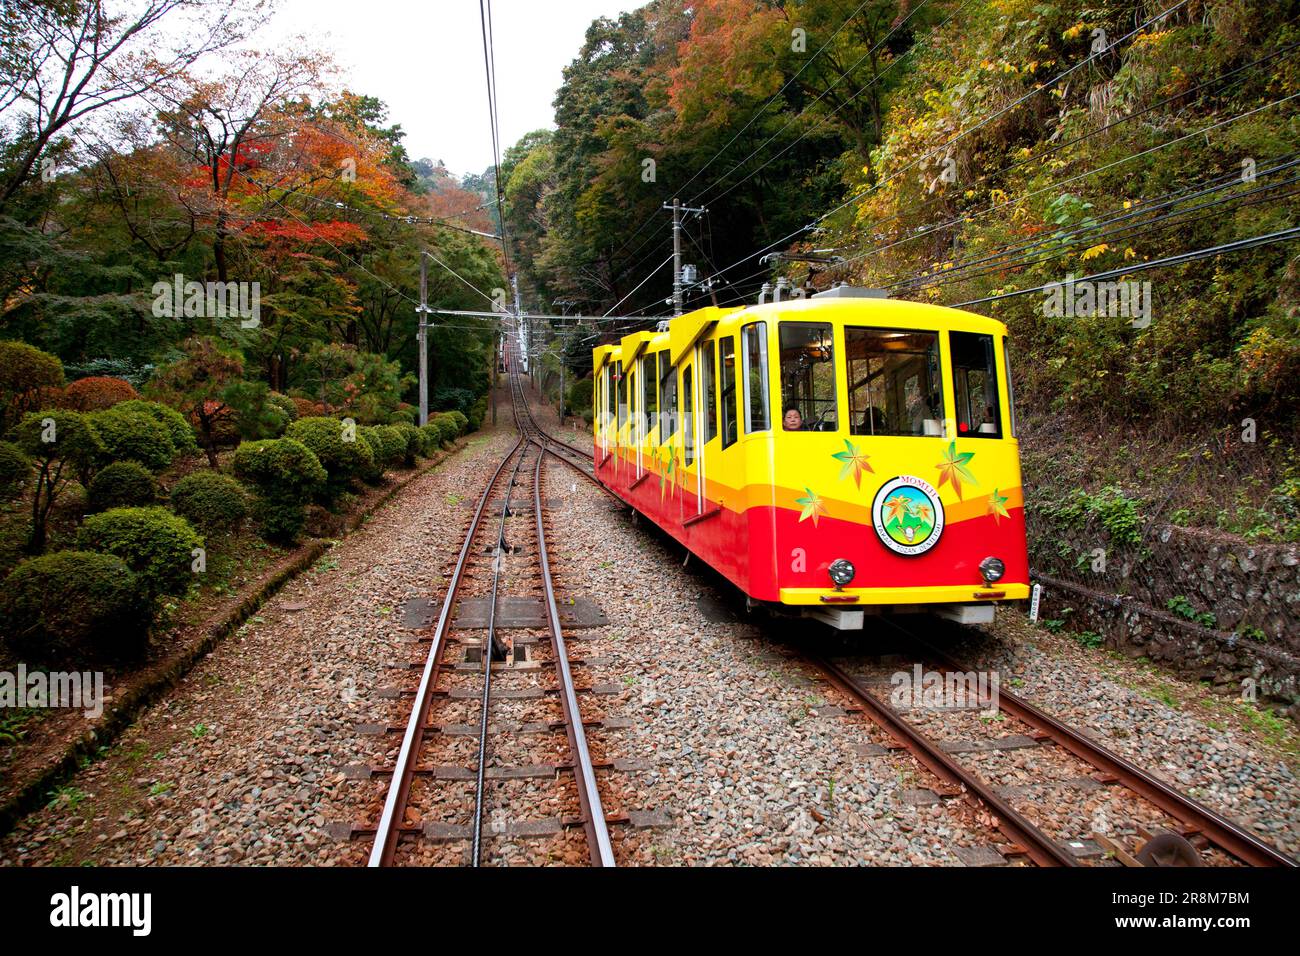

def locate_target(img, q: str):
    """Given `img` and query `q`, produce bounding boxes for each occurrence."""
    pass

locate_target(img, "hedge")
[114,399,199,455]
[77,506,203,601]
[285,417,374,497]
[169,471,248,533]
[2,551,149,661]
[87,405,176,472]
[86,461,156,513]
[64,376,139,412]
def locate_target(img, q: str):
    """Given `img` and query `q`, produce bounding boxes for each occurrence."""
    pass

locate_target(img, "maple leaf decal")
[831,439,873,489]
[987,488,1010,524]
[795,488,827,527]
[883,493,912,525]
[935,441,977,499]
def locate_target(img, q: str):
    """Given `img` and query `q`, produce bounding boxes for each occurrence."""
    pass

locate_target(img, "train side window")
[615,361,627,432]
[701,339,719,444]
[657,350,677,438]
[845,328,943,437]
[641,354,658,441]
[719,336,739,449]
[779,322,837,431]
[682,365,695,465]
[950,331,1002,439]
[741,321,770,434]
[605,363,616,427]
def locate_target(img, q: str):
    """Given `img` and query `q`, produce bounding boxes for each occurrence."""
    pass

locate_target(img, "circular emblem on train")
[871,476,945,556]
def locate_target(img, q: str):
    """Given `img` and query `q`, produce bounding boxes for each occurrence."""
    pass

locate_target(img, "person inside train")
[783,405,804,431]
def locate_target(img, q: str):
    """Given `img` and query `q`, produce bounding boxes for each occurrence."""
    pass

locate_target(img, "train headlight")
[828,559,855,590]
[978,556,1006,586]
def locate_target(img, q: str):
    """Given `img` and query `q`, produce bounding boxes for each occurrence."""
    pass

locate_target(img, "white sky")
[261,0,639,179]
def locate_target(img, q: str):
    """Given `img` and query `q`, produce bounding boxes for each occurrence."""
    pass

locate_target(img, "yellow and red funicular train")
[591,287,1030,630]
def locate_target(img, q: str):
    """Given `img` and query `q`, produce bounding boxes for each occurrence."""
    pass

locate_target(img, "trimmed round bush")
[88,405,175,472]
[77,506,203,600]
[393,422,422,464]
[253,497,307,543]
[64,376,139,411]
[285,417,374,496]
[2,551,149,661]
[356,427,387,483]
[231,438,326,502]
[447,410,469,436]
[87,460,156,512]
[0,440,31,498]
[418,423,443,457]
[114,400,199,455]
[267,393,298,430]
[290,396,323,419]
[169,471,248,532]
[390,405,416,426]
[377,425,408,467]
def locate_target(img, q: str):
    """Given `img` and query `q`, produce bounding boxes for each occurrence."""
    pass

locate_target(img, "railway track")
[361,361,614,867]
[517,384,1296,868]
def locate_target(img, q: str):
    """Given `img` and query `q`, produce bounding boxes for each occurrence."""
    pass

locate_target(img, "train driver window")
[719,336,739,449]
[845,328,942,437]
[779,322,837,431]
[950,331,1002,439]
[741,322,770,434]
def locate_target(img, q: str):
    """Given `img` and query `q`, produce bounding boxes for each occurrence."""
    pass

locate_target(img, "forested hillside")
[495,0,1300,541]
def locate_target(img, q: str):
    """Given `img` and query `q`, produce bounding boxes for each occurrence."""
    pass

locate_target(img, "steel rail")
[807,653,1077,867]
[469,435,532,865]
[531,447,617,865]
[914,637,1299,868]
[368,433,525,867]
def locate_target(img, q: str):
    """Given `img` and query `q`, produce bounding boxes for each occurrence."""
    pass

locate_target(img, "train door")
[641,353,658,482]
[628,362,640,478]
[681,353,700,515]
[698,337,720,509]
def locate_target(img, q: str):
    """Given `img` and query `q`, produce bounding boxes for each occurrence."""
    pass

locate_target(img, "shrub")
[0,440,31,498]
[290,396,324,419]
[356,427,388,483]
[232,439,327,544]
[267,392,298,427]
[88,405,176,472]
[448,409,469,436]
[566,377,594,419]
[2,551,149,661]
[393,422,422,463]
[467,396,488,431]
[11,409,103,553]
[114,400,198,455]
[64,376,139,411]
[253,497,307,544]
[87,461,156,513]
[418,423,444,457]
[379,424,411,466]
[77,506,203,601]
[231,438,326,502]
[285,417,374,496]
[0,340,63,433]
[169,471,248,533]
[391,404,416,426]
[434,412,460,444]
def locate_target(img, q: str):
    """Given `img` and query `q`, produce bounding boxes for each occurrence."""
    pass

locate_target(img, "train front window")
[719,336,739,449]
[845,328,943,437]
[741,322,770,434]
[779,322,837,431]
[950,331,1002,439]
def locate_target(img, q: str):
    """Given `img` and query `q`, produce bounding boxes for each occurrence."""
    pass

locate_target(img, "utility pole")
[662,198,706,317]
[417,253,431,426]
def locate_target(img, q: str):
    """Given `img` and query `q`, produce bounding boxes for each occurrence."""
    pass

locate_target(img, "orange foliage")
[64,376,139,411]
